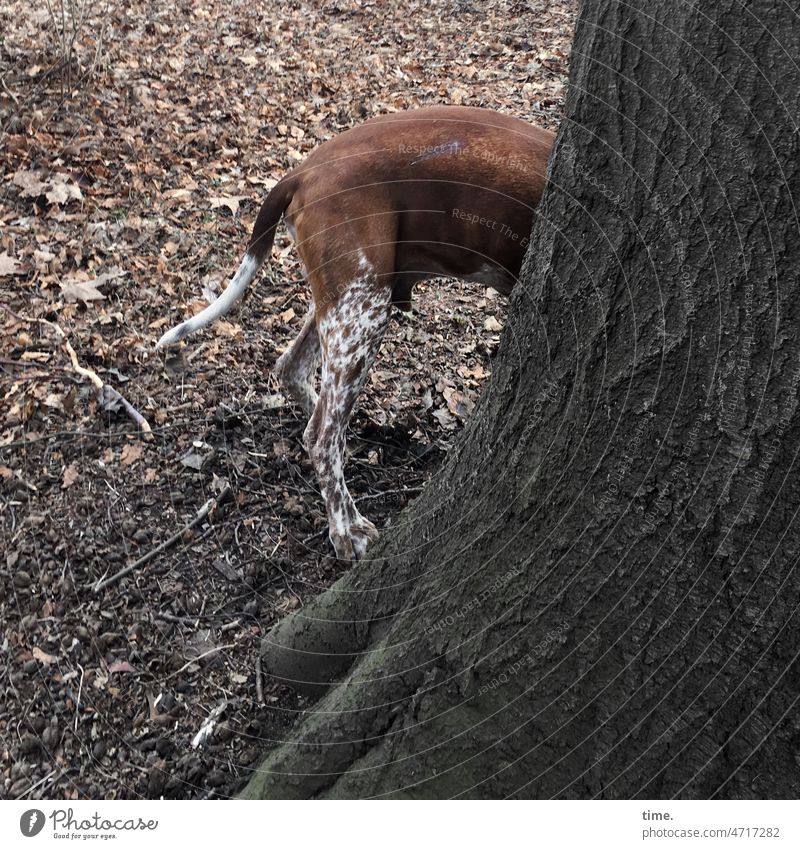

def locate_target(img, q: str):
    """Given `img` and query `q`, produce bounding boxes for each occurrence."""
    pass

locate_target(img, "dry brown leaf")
[33,646,58,665]
[12,169,46,197]
[43,393,64,411]
[443,386,475,418]
[0,252,24,277]
[45,179,83,205]
[457,363,488,380]
[108,660,137,674]
[484,316,503,332]
[276,596,300,613]
[62,462,80,489]
[120,443,144,466]
[163,188,193,201]
[215,320,241,339]
[59,278,106,303]
[210,195,247,215]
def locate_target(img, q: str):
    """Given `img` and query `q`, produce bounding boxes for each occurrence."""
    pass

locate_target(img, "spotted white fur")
[273,302,320,416]
[300,262,391,560]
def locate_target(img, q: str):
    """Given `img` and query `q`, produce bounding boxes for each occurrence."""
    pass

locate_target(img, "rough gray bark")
[242,0,800,798]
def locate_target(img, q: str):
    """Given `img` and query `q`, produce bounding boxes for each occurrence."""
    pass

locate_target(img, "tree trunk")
[242,0,800,799]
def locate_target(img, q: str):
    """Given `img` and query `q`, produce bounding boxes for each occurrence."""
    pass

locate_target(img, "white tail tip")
[154,253,260,349]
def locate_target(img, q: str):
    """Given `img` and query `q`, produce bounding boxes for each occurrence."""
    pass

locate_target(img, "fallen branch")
[92,485,233,593]
[1,304,153,439]
[255,654,264,705]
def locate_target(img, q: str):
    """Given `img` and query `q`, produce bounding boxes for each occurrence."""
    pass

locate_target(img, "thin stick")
[58,326,153,439]
[0,305,153,439]
[255,655,264,705]
[0,74,19,104]
[19,769,58,799]
[74,663,84,732]
[166,644,236,681]
[92,485,232,593]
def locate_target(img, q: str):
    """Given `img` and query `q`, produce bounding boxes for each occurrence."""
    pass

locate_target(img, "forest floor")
[0,0,575,799]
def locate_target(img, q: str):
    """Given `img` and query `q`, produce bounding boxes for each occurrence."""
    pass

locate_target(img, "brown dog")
[157,106,554,559]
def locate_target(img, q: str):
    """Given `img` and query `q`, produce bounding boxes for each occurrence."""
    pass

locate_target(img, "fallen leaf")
[443,386,475,418]
[458,363,488,380]
[163,188,193,202]
[108,660,137,674]
[210,195,247,215]
[484,316,503,332]
[432,407,457,430]
[0,252,24,277]
[180,450,206,471]
[100,385,125,413]
[33,646,58,665]
[12,169,47,197]
[62,462,80,489]
[59,279,106,304]
[43,393,65,411]
[45,179,83,205]
[120,443,144,466]
[215,320,241,339]
[92,267,127,288]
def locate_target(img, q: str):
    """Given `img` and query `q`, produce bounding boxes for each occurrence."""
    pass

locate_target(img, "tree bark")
[242,0,800,798]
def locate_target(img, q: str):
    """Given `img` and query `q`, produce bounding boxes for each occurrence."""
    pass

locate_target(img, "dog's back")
[285,106,554,295]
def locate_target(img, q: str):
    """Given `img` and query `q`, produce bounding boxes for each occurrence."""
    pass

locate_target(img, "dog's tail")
[156,176,295,348]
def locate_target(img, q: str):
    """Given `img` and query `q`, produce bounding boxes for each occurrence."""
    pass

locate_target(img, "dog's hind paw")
[330,517,379,562]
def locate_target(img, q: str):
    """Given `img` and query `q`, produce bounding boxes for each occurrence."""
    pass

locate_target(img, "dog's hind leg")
[304,262,393,560]
[273,301,320,417]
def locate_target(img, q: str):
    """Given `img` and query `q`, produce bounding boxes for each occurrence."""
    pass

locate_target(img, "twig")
[167,644,236,681]
[92,485,233,592]
[74,663,84,732]
[190,700,229,748]
[59,326,153,439]
[255,655,264,705]
[0,305,154,439]
[0,74,19,104]
[19,769,59,799]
